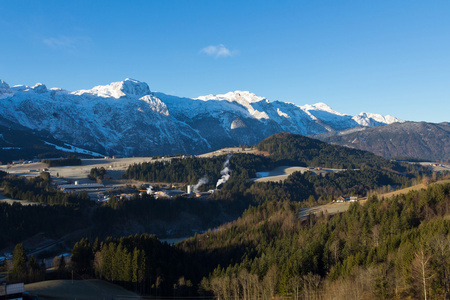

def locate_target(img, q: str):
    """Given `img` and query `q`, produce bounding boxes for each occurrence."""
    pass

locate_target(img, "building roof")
[60,183,104,190]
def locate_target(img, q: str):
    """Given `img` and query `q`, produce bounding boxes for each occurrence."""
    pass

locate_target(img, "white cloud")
[200,44,237,58]
[43,36,91,53]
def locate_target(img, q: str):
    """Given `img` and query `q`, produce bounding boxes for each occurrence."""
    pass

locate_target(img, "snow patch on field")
[44,141,104,157]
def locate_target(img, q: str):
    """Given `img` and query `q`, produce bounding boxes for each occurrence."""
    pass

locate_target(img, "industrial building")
[59,181,104,191]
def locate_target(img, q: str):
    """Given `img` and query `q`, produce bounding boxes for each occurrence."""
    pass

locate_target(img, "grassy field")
[299,179,450,220]
[252,165,346,183]
[25,279,140,300]
[379,179,450,199]
[299,200,367,221]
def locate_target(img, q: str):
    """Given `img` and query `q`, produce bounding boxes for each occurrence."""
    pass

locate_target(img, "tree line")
[43,155,82,167]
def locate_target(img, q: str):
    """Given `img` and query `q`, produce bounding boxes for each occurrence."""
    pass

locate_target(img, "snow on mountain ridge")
[32,83,48,94]
[73,78,151,99]
[197,91,271,120]
[197,90,266,103]
[301,102,348,117]
[353,112,403,127]
[0,78,403,157]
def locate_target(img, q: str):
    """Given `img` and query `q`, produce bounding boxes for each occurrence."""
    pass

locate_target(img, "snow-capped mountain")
[0,78,402,157]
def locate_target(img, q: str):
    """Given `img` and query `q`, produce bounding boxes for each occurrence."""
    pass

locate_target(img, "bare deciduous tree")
[412,248,435,300]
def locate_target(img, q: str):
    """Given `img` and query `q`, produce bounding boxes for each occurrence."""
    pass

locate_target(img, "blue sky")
[1,0,449,123]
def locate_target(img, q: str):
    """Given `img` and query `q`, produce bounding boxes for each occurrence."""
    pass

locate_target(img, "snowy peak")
[301,102,347,116]
[73,78,151,99]
[196,90,271,120]
[119,78,151,97]
[197,90,267,104]
[32,83,48,94]
[353,112,403,127]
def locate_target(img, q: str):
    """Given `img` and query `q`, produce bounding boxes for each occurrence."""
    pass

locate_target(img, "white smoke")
[194,176,208,192]
[146,186,153,194]
[216,154,232,188]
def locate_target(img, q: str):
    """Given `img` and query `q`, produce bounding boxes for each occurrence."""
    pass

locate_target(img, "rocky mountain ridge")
[0,78,402,158]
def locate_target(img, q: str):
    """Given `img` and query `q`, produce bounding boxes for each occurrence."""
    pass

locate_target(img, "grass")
[379,179,450,199]
[25,279,140,300]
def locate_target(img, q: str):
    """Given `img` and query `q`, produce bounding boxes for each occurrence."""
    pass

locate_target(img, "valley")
[0,132,449,300]
[3,2,449,299]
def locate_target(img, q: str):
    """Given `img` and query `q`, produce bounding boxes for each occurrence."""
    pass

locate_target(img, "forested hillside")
[257,132,400,169]
[3,132,450,299]
[0,133,433,250]
[191,183,450,299]
[124,133,430,204]
[316,122,450,162]
[64,183,450,299]
[123,154,273,189]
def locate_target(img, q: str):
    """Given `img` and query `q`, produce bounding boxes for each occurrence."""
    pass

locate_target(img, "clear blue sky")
[1,0,449,123]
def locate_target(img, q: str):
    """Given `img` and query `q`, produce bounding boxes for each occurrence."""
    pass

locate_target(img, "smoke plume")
[194,176,208,192]
[216,154,232,188]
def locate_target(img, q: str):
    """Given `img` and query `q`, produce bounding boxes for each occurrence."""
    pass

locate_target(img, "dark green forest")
[123,153,273,189]
[43,155,82,167]
[1,172,91,206]
[256,132,400,169]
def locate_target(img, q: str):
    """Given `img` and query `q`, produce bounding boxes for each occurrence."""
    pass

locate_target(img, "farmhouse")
[335,196,346,203]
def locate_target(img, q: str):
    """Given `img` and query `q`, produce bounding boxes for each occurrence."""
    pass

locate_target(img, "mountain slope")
[0,78,401,159]
[0,124,103,163]
[0,79,210,157]
[316,121,450,161]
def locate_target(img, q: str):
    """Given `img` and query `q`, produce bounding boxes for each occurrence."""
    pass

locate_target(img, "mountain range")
[0,78,404,160]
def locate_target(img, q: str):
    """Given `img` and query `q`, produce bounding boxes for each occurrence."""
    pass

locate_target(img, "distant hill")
[315,122,450,162]
[256,132,398,169]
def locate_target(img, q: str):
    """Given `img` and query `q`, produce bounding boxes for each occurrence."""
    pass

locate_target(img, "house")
[349,196,358,202]
[336,196,346,203]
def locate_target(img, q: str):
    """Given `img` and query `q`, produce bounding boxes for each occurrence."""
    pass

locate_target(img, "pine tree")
[11,243,27,282]
[71,238,93,275]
